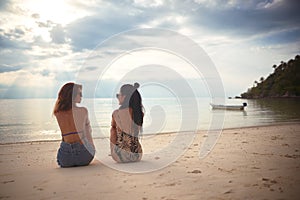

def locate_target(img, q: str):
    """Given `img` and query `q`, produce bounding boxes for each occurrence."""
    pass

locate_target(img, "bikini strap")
[62,131,83,137]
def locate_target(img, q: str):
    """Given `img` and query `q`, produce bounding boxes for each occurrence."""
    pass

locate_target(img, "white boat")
[210,102,247,110]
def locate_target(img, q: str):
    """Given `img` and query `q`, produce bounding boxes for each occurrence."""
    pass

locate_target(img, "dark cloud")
[65,1,174,52]
[0,30,30,49]
[64,0,300,53]
[0,35,17,49]
[0,65,22,73]
[0,35,30,71]
[0,0,10,11]
[186,0,300,40]
[66,15,137,51]
[0,51,29,71]
[14,27,25,35]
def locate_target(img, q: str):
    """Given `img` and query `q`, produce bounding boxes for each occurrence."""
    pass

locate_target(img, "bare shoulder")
[74,106,88,115]
[55,110,71,117]
[112,109,119,117]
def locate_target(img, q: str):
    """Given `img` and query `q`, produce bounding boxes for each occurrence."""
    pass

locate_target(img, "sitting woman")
[53,82,95,167]
[110,83,144,163]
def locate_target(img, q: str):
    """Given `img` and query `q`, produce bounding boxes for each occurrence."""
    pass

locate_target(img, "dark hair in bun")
[119,83,143,135]
[133,82,140,89]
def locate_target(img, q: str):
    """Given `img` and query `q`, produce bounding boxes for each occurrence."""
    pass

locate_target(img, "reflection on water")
[250,98,300,121]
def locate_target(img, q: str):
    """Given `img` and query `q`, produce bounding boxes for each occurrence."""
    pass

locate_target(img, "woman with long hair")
[110,82,144,163]
[53,82,95,167]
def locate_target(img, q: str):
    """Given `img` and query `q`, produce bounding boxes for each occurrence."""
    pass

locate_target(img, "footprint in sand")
[0,196,11,199]
[165,182,176,186]
[283,154,300,159]
[33,185,44,191]
[261,177,279,191]
[2,180,15,184]
[251,167,260,169]
[224,189,233,194]
[188,169,202,174]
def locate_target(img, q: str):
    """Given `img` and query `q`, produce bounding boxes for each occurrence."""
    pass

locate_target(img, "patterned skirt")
[112,131,142,163]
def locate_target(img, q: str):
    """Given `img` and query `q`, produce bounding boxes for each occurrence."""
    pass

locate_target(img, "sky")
[0,0,299,98]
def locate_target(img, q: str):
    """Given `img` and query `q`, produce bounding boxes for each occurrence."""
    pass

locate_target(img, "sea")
[0,97,300,144]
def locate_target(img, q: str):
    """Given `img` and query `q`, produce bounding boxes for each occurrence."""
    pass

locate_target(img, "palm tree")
[254,80,258,87]
[260,77,264,82]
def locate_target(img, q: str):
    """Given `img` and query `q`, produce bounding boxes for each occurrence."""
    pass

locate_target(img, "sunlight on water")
[0,98,299,143]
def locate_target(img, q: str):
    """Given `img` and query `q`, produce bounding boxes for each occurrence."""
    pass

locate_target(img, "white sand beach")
[1,123,300,200]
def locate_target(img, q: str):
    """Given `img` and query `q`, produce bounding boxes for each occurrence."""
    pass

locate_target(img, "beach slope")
[1,123,299,199]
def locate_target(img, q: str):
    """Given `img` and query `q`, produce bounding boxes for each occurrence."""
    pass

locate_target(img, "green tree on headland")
[241,55,300,98]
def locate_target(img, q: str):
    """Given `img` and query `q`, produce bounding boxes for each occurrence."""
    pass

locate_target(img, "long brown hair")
[53,82,82,114]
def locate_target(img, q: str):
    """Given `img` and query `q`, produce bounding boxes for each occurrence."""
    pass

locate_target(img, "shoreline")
[1,121,300,146]
[0,123,299,199]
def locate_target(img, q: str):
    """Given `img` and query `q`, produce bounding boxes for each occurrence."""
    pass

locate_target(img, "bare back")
[55,107,93,144]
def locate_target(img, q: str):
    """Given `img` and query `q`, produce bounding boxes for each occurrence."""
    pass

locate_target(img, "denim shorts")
[57,140,95,168]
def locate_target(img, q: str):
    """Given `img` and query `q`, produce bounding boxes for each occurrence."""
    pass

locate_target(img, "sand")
[0,123,300,200]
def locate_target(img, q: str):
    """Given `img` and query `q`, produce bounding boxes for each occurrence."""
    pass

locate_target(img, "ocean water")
[0,98,300,143]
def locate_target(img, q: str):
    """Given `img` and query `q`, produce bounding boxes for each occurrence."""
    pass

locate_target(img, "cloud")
[31,13,40,19]
[36,20,54,28]
[0,65,22,73]
[84,66,98,71]
[0,34,18,49]
[187,0,300,40]
[64,0,300,53]
[2,26,28,41]
[66,15,138,51]
[0,29,30,50]
[65,1,179,51]
[0,46,29,69]
[256,28,300,45]
[50,24,67,44]
[0,0,300,98]
[0,0,10,11]
[133,0,164,8]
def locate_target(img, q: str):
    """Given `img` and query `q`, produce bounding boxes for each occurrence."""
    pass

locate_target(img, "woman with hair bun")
[110,82,144,163]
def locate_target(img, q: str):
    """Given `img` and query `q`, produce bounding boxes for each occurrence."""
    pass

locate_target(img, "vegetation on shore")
[241,55,300,99]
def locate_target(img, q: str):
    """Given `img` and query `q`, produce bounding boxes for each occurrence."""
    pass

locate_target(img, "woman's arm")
[110,115,117,145]
[84,109,95,148]
[110,112,123,162]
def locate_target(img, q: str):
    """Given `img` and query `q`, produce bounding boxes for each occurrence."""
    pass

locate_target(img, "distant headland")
[241,55,300,99]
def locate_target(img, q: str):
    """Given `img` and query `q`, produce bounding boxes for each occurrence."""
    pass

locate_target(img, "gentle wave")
[1,98,300,144]
[0,123,33,127]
